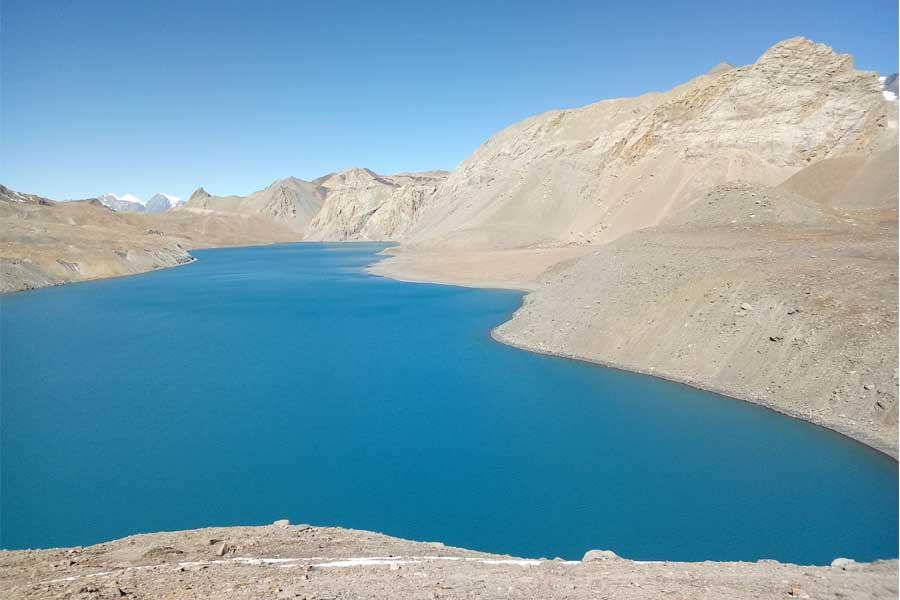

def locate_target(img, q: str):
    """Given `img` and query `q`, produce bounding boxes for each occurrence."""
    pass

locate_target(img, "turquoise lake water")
[1,243,897,563]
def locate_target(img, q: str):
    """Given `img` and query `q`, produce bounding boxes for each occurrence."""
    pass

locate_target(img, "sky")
[2,0,897,202]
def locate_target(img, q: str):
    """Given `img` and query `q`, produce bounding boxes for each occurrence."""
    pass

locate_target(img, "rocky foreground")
[2,523,896,600]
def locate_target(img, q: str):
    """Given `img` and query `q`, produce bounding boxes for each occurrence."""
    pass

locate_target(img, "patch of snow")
[883,90,897,101]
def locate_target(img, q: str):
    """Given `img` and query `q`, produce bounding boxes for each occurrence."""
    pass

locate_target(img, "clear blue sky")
[2,0,897,201]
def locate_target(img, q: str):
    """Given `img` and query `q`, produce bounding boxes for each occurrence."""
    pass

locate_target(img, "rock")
[272,519,291,527]
[831,557,857,570]
[214,542,233,557]
[788,586,810,598]
[582,549,620,562]
[741,303,754,311]
[787,307,802,315]
[769,336,784,342]
[863,383,874,391]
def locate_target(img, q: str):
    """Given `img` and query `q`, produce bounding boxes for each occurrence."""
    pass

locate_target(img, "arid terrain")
[2,523,896,600]
[1,36,897,599]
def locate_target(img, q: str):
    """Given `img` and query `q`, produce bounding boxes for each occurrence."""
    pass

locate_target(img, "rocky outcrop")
[305,168,448,240]
[403,38,894,250]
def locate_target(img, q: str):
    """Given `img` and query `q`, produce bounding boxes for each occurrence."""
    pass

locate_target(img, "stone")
[582,549,620,562]
[741,303,754,311]
[863,383,874,391]
[272,519,291,527]
[215,542,233,557]
[831,557,857,569]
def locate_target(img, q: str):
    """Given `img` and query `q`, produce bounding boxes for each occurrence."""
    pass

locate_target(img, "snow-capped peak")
[146,193,183,213]
[880,74,898,102]
[97,192,145,212]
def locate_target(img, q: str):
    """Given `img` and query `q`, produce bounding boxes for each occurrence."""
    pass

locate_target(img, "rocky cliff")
[306,168,448,240]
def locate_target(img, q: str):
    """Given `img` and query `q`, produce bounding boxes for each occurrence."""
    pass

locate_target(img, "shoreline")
[491,327,898,461]
[372,248,899,460]
[7,242,895,459]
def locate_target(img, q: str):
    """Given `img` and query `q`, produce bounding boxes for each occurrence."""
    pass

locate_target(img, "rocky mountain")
[145,193,182,213]
[0,188,190,292]
[402,38,894,250]
[181,168,449,241]
[305,168,448,241]
[181,177,326,234]
[0,185,302,293]
[97,192,145,212]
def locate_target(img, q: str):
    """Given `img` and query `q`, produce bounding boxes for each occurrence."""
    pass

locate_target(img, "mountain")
[1,188,189,292]
[97,192,145,212]
[402,38,894,250]
[182,169,449,240]
[305,168,448,241]
[145,193,182,213]
[181,177,326,234]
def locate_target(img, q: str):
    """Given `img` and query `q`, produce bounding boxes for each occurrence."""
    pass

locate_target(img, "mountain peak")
[755,37,852,71]
[189,187,210,202]
[146,193,183,213]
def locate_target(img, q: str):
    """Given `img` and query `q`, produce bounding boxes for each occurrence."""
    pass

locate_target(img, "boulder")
[582,549,620,562]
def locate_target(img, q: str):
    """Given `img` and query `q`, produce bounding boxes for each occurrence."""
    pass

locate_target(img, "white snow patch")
[883,90,897,101]
[42,554,552,584]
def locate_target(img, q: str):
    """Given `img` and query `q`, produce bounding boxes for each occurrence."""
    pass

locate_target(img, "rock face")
[306,168,448,241]
[403,38,892,250]
[180,168,448,241]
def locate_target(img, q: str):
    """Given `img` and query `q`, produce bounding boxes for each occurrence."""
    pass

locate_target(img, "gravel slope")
[2,523,896,600]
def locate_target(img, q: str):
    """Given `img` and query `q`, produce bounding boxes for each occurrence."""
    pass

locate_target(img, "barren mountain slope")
[494,147,899,455]
[181,177,326,234]
[403,38,893,250]
[306,168,448,240]
[2,524,895,600]
[0,187,191,293]
[0,186,303,293]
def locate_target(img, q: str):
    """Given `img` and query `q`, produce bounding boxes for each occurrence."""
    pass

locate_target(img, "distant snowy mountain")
[97,193,145,212]
[96,192,183,213]
[880,74,898,101]
[146,193,182,213]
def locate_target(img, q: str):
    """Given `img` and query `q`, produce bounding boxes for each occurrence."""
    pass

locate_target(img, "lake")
[1,243,896,563]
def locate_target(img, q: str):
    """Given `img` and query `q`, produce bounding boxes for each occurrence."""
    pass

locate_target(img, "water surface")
[2,243,896,563]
